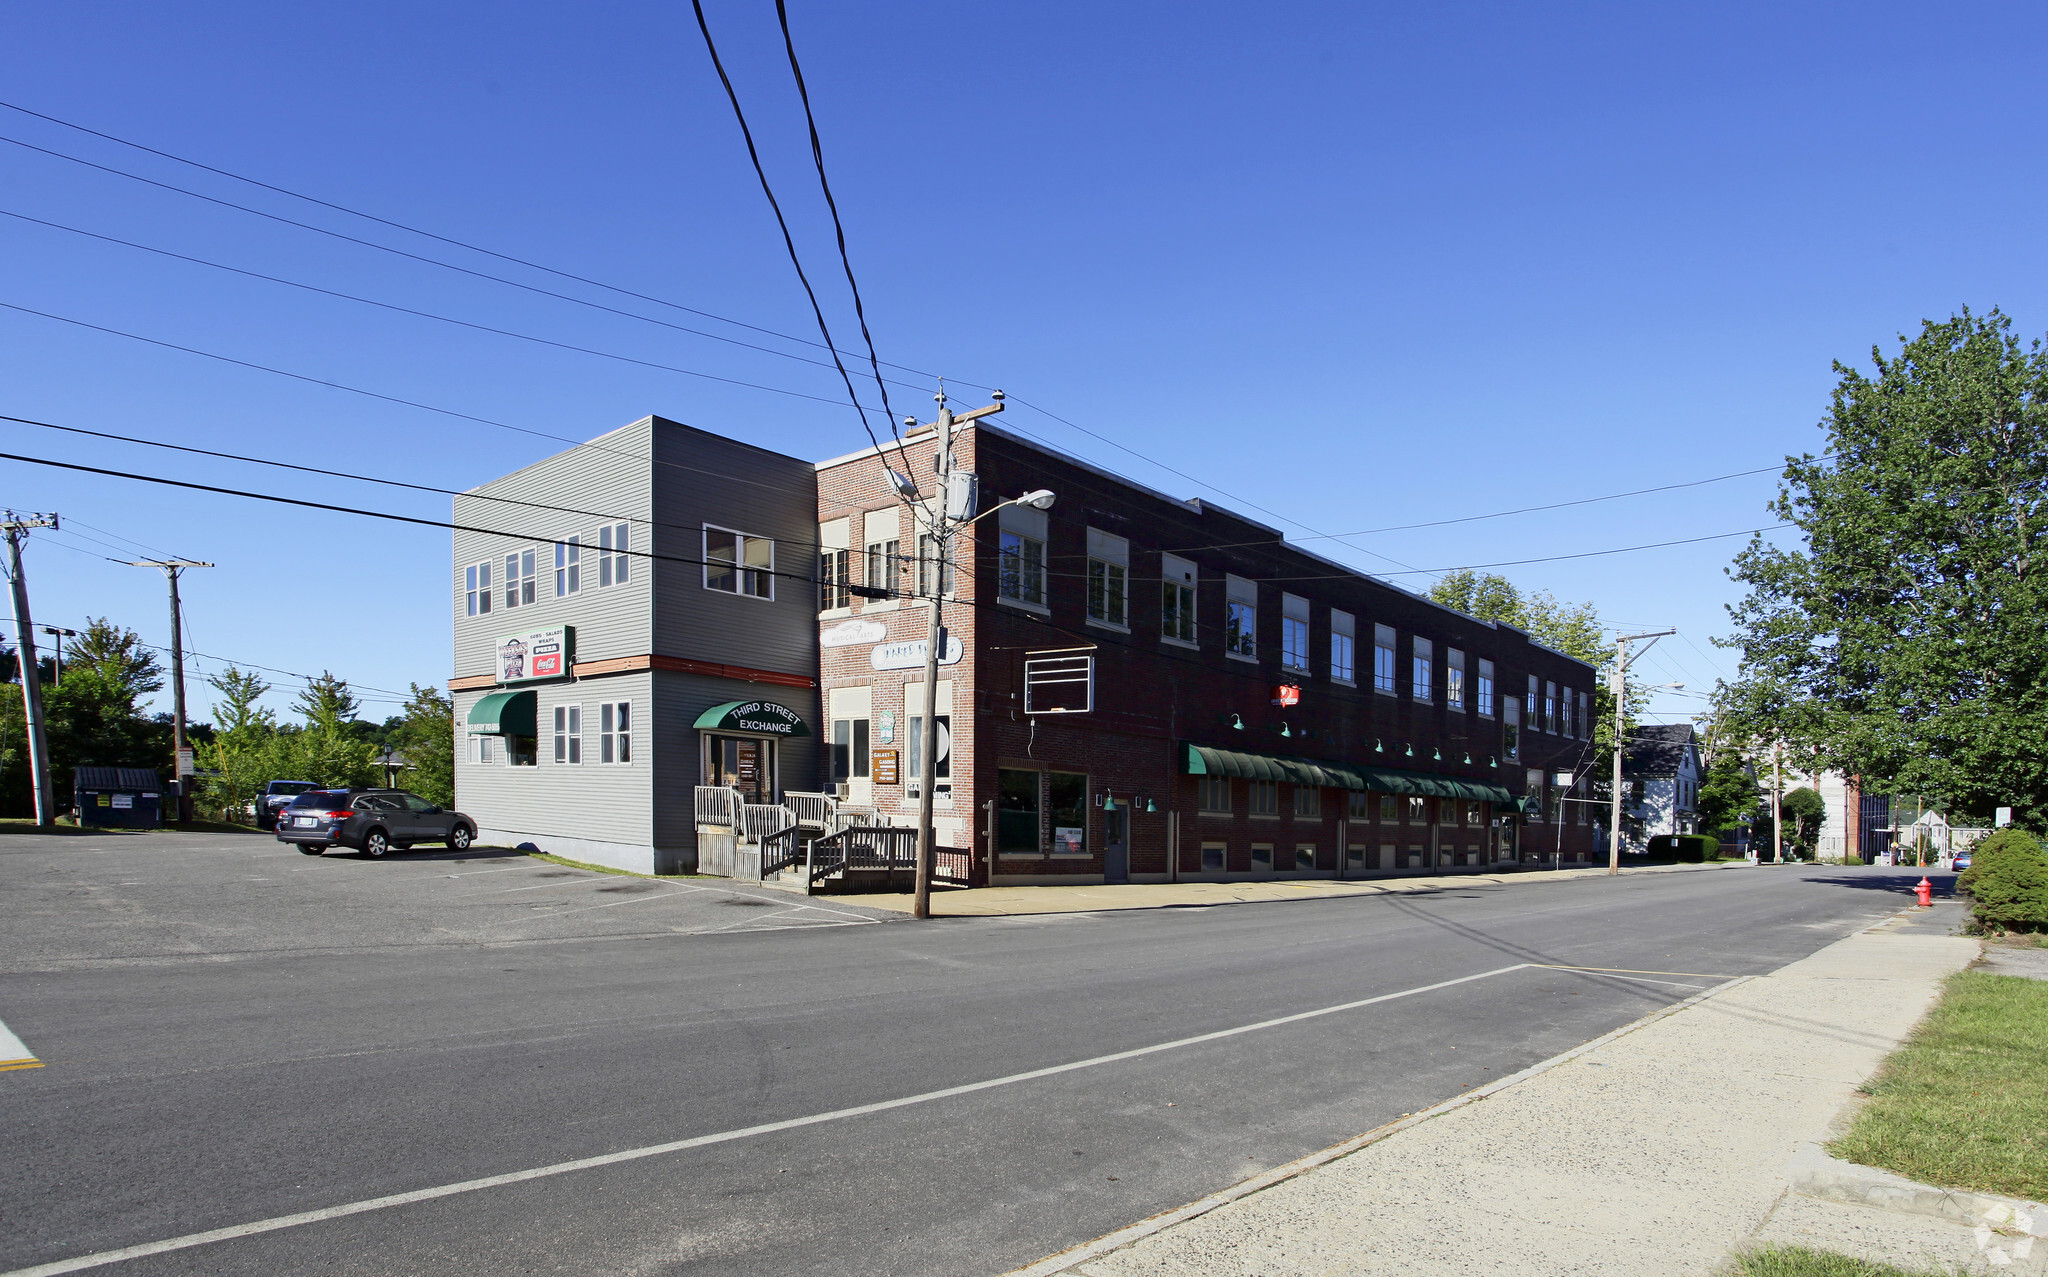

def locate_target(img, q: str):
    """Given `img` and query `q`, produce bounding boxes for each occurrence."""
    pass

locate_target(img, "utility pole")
[1770,739,1784,865]
[40,626,78,685]
[4,512,59,826]
[128,559,213,824]
[1607,628,1675,875]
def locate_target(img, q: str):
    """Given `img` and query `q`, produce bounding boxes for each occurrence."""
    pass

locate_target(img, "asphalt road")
[0,831,1946,1276]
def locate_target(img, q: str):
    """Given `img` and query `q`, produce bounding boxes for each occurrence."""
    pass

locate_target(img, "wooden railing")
[783,791,837,829]
[693,785,743,830]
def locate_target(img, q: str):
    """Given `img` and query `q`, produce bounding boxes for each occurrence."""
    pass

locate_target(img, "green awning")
[692,699,811,737]
[1182,743,1511,805]
[467,689,536,737]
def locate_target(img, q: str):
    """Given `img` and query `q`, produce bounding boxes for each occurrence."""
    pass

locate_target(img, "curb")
[1788,1143,2047,1270]
[1000,973,1755,1277]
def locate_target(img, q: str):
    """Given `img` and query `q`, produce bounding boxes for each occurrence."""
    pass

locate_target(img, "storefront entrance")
[706,735,777,804]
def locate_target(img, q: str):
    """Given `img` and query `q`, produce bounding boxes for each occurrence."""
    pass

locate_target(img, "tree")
[1720,308,2048,826]
[69,617,164,703]
[1694,737,1761,834]
[398,683,454,807]
[199,667,275,823]
[1781,786,1826,858]
[0,619,172,815]
[293,672,359,731]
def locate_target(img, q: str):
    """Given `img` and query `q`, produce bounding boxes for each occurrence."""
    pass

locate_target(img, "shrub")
[1647,834,1715,862]
[1959,828,2048,932]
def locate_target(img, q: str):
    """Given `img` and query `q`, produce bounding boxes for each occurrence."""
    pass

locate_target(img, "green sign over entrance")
[692,700,810,737]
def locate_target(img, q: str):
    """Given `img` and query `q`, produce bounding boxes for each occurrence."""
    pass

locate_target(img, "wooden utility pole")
[1770,739,1784,864]
[128,559,213,823]
[1607,628,1674,875]
[4,512,59,826]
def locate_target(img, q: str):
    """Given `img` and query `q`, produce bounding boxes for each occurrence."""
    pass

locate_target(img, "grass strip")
[1828,970,2048,1202]
[1729,1245,1954,1276]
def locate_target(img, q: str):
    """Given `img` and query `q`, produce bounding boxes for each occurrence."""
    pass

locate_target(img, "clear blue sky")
[4,1,2042,727]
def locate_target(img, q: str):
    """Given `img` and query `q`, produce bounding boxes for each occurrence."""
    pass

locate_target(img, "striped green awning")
[1182,743,1512,805]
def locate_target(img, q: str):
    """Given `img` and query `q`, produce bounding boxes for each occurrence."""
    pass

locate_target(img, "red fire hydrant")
[1915,877,1933,908]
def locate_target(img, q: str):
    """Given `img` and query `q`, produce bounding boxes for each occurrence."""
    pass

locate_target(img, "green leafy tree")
[1694,739,1761,834]
[198,666,275,823]
[1781,786,1826,858]
[397,683,454,807]
[0,619,173,815]
[293,672,359,732]
[1429,569,1630,758]
[69,617,164,703]
[274,672,377,789]
[1721,308,2048,826]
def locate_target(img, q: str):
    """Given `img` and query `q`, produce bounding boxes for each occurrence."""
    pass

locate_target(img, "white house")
[1621,723,1702,845]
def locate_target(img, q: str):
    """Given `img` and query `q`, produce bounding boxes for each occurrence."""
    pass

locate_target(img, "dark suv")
[275,789,477,857]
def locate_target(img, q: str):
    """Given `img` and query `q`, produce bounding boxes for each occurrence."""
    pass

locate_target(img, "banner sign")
[496,625,575,683]
[872,635,963,671]
[820,618,887,648]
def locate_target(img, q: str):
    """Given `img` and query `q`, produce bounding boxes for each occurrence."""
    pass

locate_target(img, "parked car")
[255,780,319,830]
[1952,849,1972,872]
[274,789,476,857]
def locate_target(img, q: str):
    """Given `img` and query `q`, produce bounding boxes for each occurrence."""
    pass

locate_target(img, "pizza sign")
[496,625,575,683]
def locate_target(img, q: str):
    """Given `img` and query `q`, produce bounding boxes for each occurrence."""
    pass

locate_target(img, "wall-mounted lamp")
[1489,755,1498,769]
[1404,743,1415,757]
[1230,713,1245,731]
[1279,721,1293,738]
[1145,799,1159,813]
[1374,738,1385,753]
[1462,752,1473,765]
[1432,747,1442,761]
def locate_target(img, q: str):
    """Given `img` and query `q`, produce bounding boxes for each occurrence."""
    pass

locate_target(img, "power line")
[772,0,906,457]
[688,0,896,468]
[0,103,949,382]
[0,206,899,415]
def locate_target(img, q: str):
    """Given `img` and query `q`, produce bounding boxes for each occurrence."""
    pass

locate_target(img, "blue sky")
[3,0,2043,726]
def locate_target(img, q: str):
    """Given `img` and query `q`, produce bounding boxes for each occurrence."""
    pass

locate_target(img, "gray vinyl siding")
[452,416,656,680]
[453,675,654,848]
[650,420,820,678]
[648,672,824,851]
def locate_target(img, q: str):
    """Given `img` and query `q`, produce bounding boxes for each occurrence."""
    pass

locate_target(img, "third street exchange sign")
[694,700,810,737]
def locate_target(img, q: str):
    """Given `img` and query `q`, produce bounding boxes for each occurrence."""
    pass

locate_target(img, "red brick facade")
[816,423,1601,885]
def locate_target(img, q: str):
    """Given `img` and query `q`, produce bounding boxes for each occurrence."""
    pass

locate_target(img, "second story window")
[1577,690,1589,740]
[1477,658,1496,717]
[819,549,850,610]
[1544,680,1558,733]
[706,527,773,599]
[1225,575,1257,659]
[1373,624,1397,694]
[865,539,900,594]
[1281,593,1310,673]
[597,522,629,586]
[1412,636,1434,702]
[504,548,535,609]
[1161,553,1197,645]
[555,537,581,598]
[1505,697,1521,760]
[999,531,1044,605]
[463,561,492,616]
[1330,609,1355,683]
[1086,528,1128,627]
[1446,648,1466,711]
[1526,674,1539,724]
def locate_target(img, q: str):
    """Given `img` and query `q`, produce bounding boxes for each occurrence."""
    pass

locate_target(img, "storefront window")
[1047,771,1087,854]
[998,769,1041,854]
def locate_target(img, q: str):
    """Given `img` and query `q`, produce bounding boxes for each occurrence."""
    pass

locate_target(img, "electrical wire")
[0,206,899,414]
[0,105,948,381]
[688,0,894,467]
[772,0,906,460]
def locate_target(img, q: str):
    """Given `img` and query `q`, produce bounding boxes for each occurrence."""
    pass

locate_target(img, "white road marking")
[0,1017,38,1070]
[0,964,1536,1276]
[492,885,714,922]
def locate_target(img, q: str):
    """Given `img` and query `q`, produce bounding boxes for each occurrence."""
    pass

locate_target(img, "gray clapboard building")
[451,415,821,873]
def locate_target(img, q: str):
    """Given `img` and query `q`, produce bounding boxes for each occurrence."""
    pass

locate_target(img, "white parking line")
[0,1017,40,1072]
[492,885,714,922]
[0,963,1534,1275]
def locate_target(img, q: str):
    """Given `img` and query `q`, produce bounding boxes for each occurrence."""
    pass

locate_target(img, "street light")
[38,625,78,685]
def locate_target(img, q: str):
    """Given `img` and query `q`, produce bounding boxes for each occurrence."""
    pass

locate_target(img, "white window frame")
[818,548,850,612]
[463,560,493,617]
[504,548,536,609]
[1161,553,1198,647]
[705,524,774,599]
[1446,647,1466,711]
[1412,636,1434,703]
[1225,574,1257,661]
[599,701,632,764]
[1477,657,1496,718]
[555,536,582,598]
[597,522,630,587]
[997,530,1045,608]
[1373,624,1397,695]
[1545,681,1559,734]
[553,703,582,764]
[1085,528,1129,630]
[1280,593,1310,673]
[1330,609,1356,684]
[1577,690,1590,740]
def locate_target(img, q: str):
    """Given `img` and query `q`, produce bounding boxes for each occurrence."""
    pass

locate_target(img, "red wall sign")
[1271,684,1301,707]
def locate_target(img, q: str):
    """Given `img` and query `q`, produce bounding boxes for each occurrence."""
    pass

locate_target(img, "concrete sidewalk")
[853,859,1758,917]
[1011,903,1981,1276]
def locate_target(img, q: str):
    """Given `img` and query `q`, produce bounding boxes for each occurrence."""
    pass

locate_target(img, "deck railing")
[783,791,837,829]
[740,803,796,844]
[693,785,743,830]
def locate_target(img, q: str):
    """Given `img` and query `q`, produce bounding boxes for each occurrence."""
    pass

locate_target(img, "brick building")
[815,419,1601,885]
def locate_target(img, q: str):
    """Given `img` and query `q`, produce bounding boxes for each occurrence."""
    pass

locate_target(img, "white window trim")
[598,700,632,765]
[555,536,583,599]
[704,523,776,601]
[553,703,583,765]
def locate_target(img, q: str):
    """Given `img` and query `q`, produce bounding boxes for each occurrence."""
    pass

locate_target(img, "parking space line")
[490,885,714,923]
[0,1017,41,1072]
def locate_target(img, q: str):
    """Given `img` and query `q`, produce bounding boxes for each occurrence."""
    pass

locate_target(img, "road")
[0,831,1941,1276]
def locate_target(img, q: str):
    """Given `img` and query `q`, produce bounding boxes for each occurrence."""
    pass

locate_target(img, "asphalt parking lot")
[0,830,899,972]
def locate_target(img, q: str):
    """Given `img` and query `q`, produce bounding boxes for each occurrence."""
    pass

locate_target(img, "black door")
[1103,807,1129,883]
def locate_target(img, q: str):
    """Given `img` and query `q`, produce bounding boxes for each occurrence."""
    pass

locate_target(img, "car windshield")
[270,782,317,795]
[287,791,352,809]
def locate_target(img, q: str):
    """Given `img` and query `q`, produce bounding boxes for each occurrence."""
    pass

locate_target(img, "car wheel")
[362,829,391,858]
[449,825,473,851]
[297,843,325,856]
